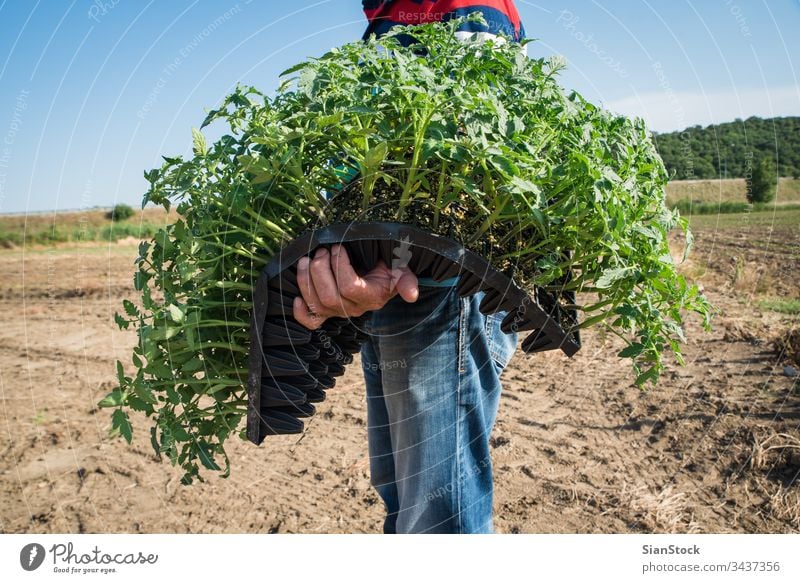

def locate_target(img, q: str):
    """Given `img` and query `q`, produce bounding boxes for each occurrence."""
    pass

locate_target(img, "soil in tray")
[322,178,542,283]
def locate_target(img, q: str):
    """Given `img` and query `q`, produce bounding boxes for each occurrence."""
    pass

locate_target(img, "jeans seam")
[484,312,497,363]
[457,296,467,376]
[456,295,468,534]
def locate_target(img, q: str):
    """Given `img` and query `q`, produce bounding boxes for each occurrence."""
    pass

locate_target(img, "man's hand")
[293,244,419,330]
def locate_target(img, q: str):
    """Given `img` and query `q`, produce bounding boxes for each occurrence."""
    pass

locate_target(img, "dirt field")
[0,220,798,534]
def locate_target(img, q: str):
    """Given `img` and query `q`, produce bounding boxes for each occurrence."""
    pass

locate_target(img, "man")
[292,0,524,533]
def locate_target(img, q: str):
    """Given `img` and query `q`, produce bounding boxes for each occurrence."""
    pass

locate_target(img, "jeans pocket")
[368,284,457,336]
[485,311,517,372]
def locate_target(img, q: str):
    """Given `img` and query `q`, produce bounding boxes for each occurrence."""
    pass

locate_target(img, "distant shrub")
[0,229,22,247]
[107,203,135,221]
[747,157,777,203]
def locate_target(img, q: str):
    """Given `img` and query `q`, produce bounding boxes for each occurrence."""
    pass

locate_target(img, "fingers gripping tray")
[246,222,580,445]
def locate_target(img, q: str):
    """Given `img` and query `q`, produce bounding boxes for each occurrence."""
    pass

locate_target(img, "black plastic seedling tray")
[247,222,580,445]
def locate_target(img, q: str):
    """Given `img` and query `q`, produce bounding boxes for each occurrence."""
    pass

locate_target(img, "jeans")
[360,283,518,533]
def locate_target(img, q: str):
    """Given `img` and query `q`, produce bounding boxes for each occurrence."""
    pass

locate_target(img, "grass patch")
[666,177,800,205]
[758,298,800,315]
[0,207,176,248]
[0,222,163,247]
[686,208,800,230]
[671,200,800,215]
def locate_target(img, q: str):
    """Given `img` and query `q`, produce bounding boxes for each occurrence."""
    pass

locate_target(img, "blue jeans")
[360,283,518,533]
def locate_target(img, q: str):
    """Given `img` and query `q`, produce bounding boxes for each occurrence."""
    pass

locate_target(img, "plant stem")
[242,207,288,237]
[398,105,435,220]
[432,160,448,230]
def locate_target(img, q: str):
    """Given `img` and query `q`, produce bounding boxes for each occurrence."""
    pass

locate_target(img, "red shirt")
[362,0,525,42]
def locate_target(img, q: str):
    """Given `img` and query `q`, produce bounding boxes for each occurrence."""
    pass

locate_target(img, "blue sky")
[0,0,798,214]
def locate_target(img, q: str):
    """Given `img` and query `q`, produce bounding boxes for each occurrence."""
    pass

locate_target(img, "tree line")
[652,116,800,181]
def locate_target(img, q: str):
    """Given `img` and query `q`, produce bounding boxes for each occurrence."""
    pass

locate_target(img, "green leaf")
[635,366,659,387]
[145,361,174,379]
[116,360,126,386]
[279,61,308,77]
[682,227,694,263]
[617,343,644,358]
[114,312,129,330]
[206,383,231,397]
[149,326,181,341]
[133,384,158,405]
[168,304,185,323]
[185,322,197,350]
[165,385,181,405]
[150,426,162,461]
[153,230,174,255]
[111,409,133,444]
[489,154,519,177]
[363,142,388,173]
[98,388,125,408]
[164,435,178,465]
[133,270,149,291]
[181,357,204,373]
[191,128,207,156]
[595,267,633,289]
[316,111,344,128]
[298,67,317,97]
[614,304,639,319]
[197,441,221,471]
[172,425,191,442]
[508,176,540,196]
[123,299,139,317]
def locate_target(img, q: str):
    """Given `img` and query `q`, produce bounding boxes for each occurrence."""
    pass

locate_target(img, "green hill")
[653,116,800,180]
